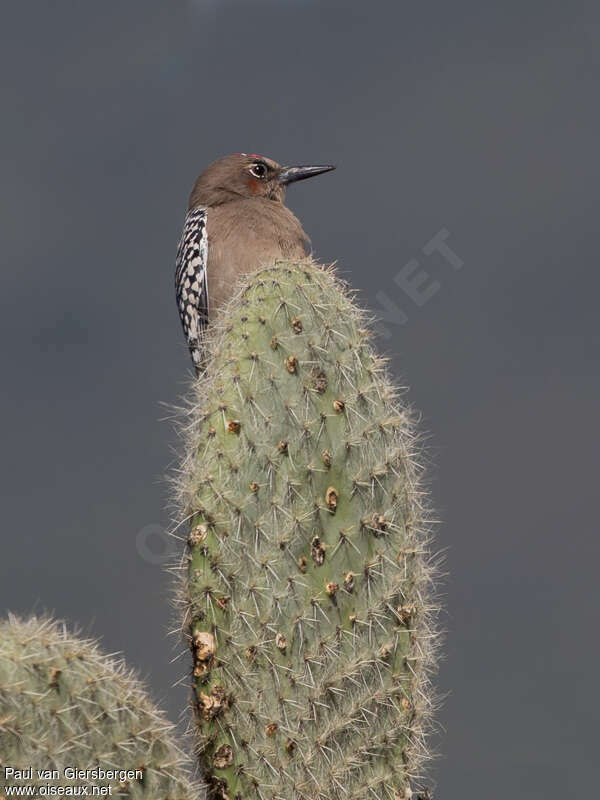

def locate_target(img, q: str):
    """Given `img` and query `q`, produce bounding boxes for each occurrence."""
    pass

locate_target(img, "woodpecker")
[175,153,335,372]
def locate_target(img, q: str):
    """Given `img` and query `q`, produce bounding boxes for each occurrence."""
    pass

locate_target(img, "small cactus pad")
[177,262,438,800]
[0,615,200,799]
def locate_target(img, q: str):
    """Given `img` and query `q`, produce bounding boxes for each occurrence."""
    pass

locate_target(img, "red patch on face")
[246,178,261,195]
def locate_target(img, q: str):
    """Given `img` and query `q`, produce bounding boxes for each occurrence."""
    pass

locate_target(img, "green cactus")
[0,615,200,799]
[175,261,439,800]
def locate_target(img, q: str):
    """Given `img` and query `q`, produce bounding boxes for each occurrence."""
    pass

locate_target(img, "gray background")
[1,1,598,796]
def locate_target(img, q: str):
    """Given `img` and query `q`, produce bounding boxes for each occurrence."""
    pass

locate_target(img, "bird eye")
[250,162,267,179]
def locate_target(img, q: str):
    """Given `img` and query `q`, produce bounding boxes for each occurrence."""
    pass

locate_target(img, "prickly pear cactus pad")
[176,261,439,800]
[0,615,200,799]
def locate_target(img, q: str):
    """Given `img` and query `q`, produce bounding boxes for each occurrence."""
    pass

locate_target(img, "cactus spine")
[0,615,200,799]
[176,261,438,799]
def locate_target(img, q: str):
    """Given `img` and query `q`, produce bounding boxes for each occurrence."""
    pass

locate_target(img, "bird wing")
[175,206,209,372]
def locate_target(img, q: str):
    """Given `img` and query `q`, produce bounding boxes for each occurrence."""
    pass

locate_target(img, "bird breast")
[206,199,310,313]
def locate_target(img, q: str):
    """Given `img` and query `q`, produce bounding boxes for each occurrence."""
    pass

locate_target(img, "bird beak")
[277,164,336,185]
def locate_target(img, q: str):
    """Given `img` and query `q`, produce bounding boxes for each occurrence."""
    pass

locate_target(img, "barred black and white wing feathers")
[175,207,209,372]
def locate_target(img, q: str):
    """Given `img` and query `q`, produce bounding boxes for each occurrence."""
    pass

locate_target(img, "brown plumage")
[175,153,334,372]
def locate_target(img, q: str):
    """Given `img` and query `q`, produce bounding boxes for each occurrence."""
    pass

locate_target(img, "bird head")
[188,154,335,209]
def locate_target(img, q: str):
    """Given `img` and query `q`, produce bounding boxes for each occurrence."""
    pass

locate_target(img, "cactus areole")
[178,262,437,800]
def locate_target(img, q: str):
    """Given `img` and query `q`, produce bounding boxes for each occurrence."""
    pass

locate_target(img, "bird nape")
[175,153,335,374]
